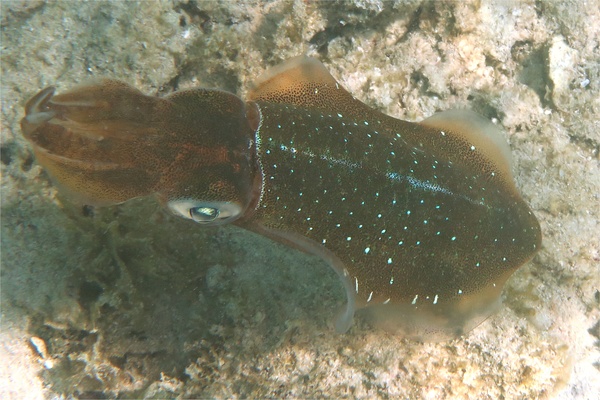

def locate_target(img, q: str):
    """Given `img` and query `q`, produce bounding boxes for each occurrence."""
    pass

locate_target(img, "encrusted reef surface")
[1,1,598,398]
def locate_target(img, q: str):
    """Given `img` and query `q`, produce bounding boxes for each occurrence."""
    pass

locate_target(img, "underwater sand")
[1,1,599,398]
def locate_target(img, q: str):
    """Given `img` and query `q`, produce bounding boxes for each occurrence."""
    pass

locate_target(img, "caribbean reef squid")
[21,56,541,340]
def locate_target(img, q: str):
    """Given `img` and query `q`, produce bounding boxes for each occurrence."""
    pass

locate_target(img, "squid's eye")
[167,200,243,225]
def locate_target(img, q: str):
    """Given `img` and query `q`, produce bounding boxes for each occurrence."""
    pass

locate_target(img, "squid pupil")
[190,206,219,222]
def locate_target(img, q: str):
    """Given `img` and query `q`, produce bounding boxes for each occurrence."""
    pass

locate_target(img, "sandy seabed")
[1,1,599,398]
